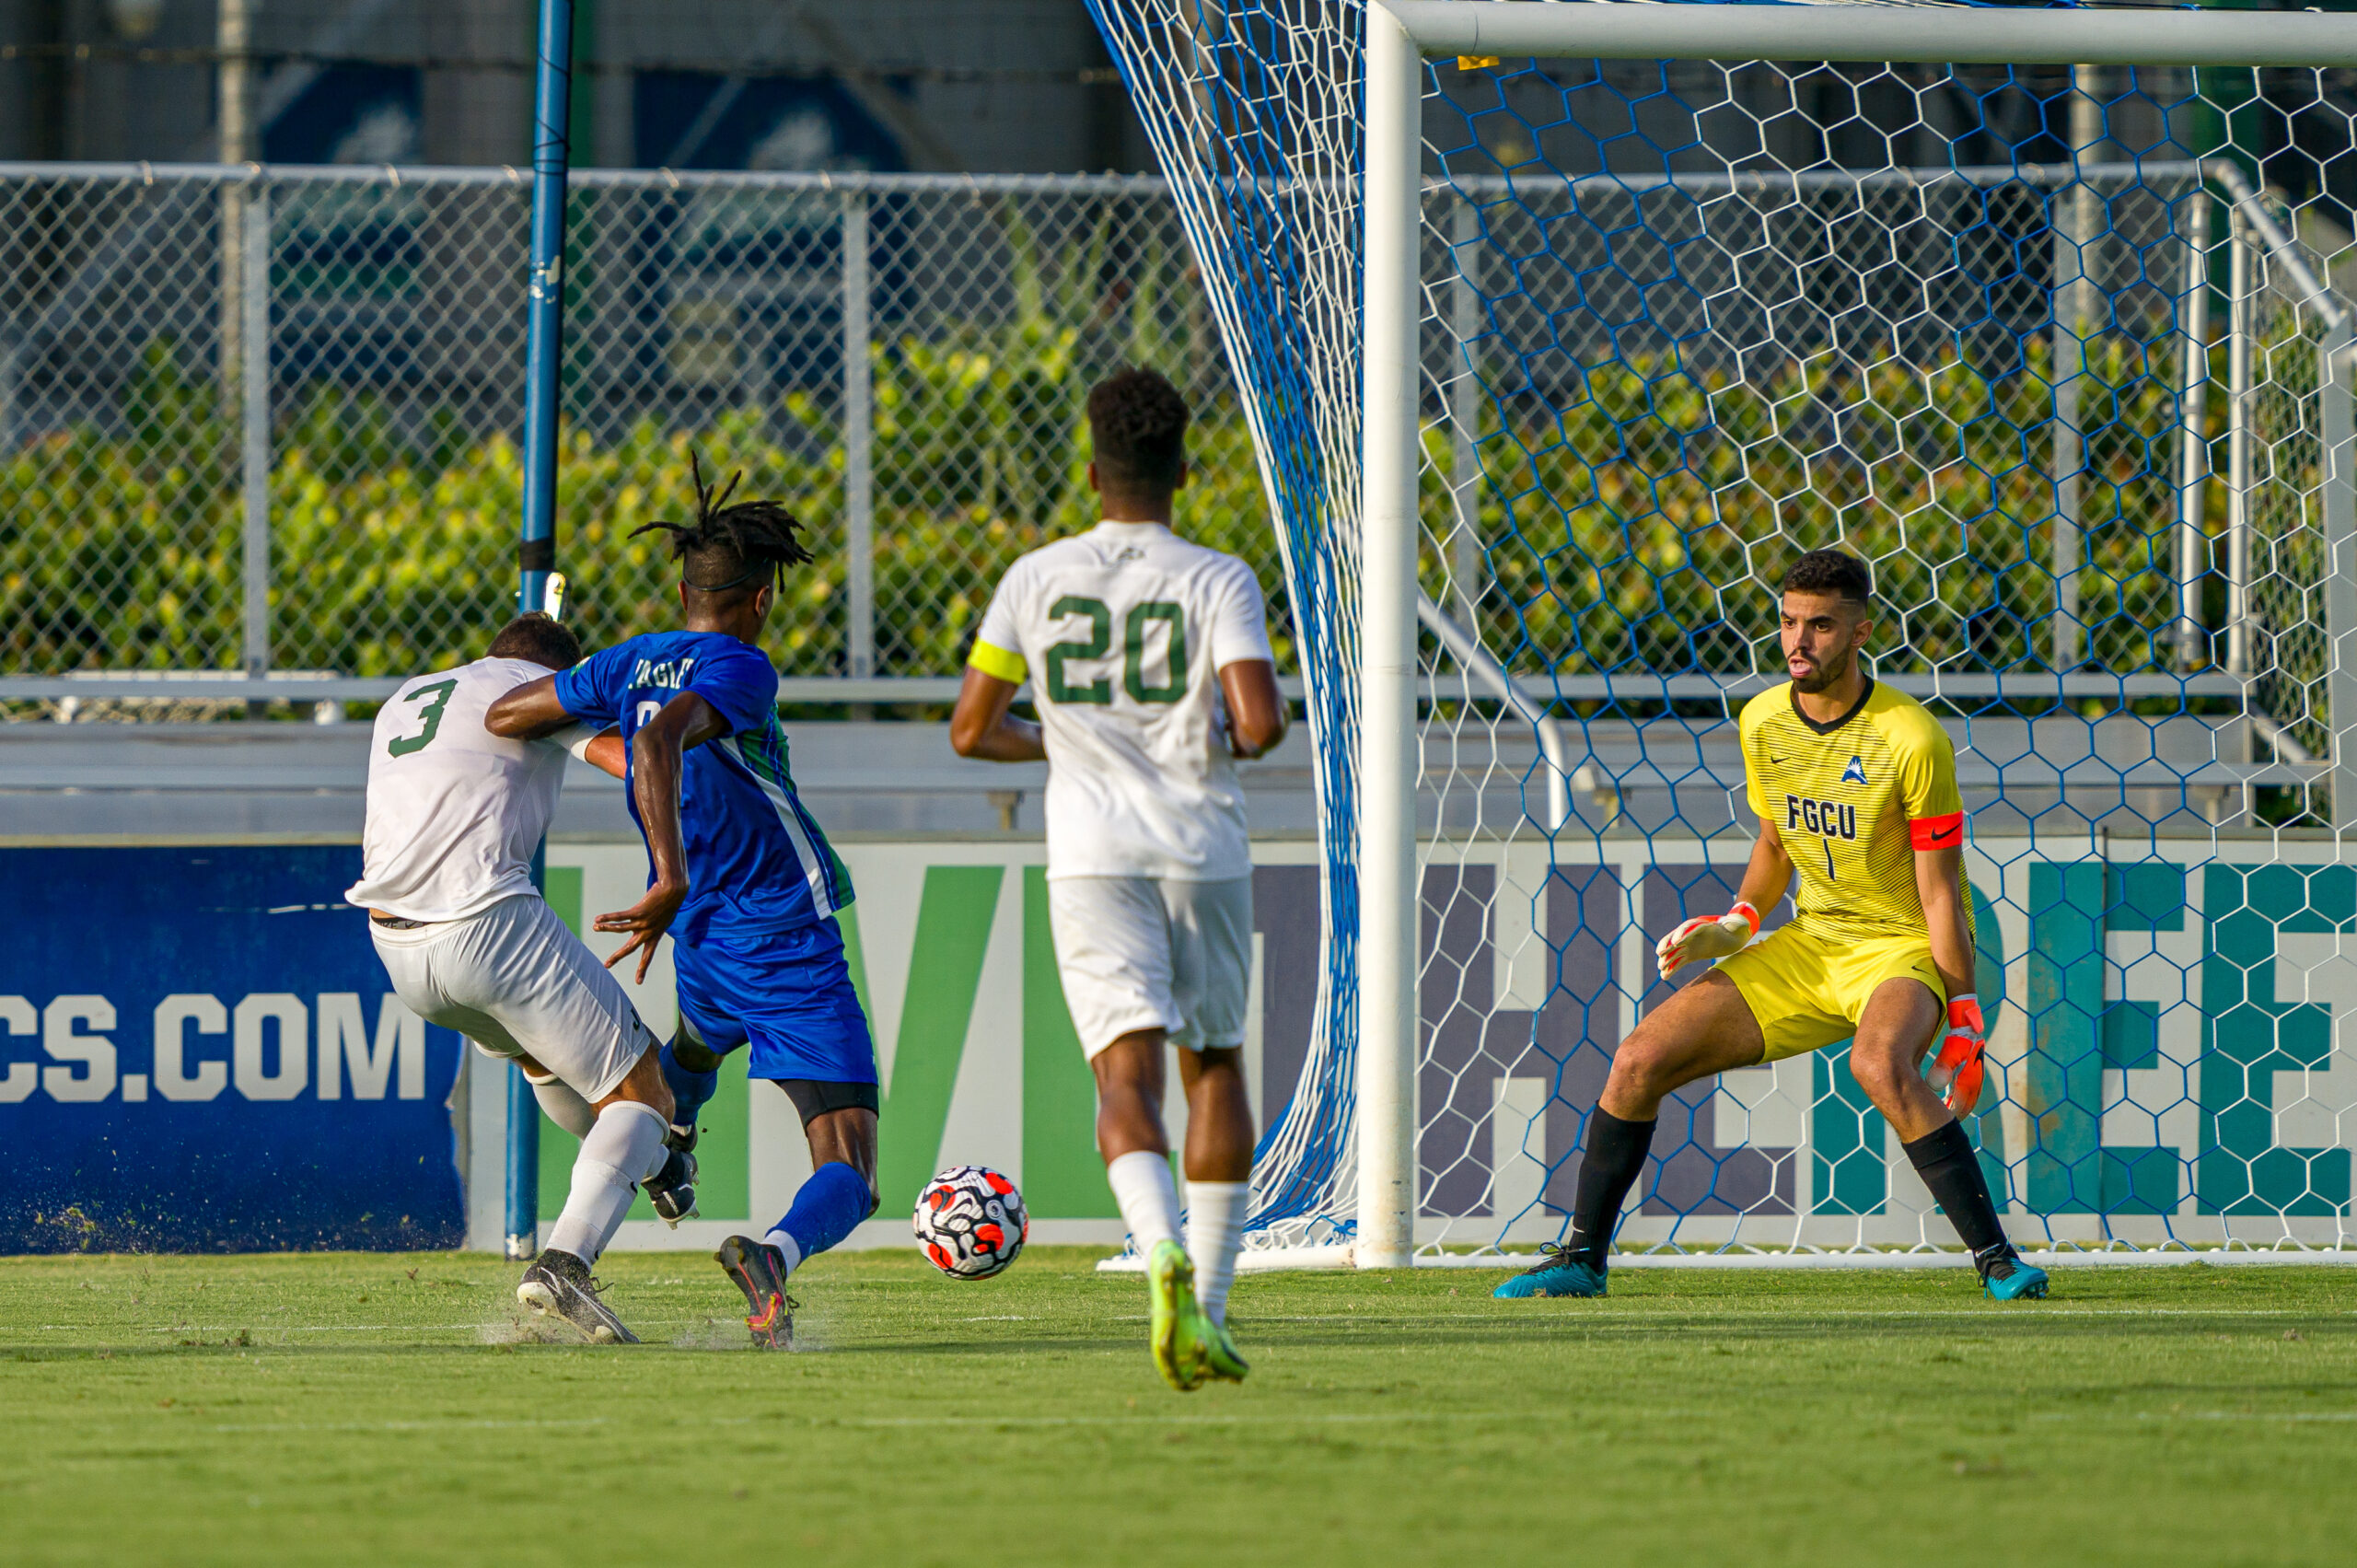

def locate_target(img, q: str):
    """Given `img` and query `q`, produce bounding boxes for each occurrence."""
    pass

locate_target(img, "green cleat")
[1195,1316,1250,1384]
[1146,1239,1208,1392]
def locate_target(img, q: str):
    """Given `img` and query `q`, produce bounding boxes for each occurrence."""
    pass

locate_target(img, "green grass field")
[5,1249,2353,1567]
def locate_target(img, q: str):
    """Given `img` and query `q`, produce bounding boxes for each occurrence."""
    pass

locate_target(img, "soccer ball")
[912,1165,1028,1279]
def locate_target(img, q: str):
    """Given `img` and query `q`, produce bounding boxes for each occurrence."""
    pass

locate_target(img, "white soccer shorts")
[368,892,657,1102]
[1046,875,1252,1059]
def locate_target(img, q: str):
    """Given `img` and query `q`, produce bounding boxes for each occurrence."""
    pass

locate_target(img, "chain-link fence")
[0,157,2324,737]
[1430,162,2218,682]
[0,163,1255,711]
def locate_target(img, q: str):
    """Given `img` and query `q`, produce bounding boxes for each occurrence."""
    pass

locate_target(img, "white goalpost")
[1091,0,2357,1272]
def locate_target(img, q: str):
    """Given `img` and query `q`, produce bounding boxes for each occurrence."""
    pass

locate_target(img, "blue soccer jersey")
[552,630,853,947]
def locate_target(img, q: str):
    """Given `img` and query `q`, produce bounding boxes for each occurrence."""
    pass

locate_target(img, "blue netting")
[1097,1,2357,1255]
[1088,0,1369,1239]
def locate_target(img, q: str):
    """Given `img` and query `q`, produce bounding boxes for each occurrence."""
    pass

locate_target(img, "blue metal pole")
[505,1063,541,1259]
[518,0,574,618]
[507,0,572,1259]
[506,842,551,1260]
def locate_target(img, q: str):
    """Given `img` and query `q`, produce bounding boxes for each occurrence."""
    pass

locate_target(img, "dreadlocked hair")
[631,452,815,598]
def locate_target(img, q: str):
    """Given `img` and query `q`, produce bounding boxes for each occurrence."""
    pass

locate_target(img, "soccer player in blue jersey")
[486,460,877,1349]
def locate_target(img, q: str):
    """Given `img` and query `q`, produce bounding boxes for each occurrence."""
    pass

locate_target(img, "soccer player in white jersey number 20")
[345,613,693,1343]
[952,369,1288,1392]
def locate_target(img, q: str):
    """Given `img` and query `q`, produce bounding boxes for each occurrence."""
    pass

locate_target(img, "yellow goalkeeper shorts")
[1713,922,1949,1063]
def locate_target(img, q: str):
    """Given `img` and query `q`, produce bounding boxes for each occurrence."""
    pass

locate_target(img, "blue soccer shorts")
[668,917,879,1086]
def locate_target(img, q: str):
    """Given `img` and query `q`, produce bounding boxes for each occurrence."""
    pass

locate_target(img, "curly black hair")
[631,452,814,598]
[485,611,581,670]
[1781,548,1873,609]
[1087,367,1190,494]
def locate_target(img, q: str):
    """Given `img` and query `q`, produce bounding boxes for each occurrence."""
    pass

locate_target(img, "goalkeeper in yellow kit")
[1497,550,2048,1302]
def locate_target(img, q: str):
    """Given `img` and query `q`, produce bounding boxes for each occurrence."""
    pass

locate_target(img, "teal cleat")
[1493,1242,1607,1300]
[1977,1246,2049,1301]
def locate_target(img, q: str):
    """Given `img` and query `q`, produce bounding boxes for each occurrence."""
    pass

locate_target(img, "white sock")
[543,1101,668,1264]
[1186,1180,1248,1325]
[758,1229,807,1278]
[529,1075,598,1139]
[1107,1150,1183,1257]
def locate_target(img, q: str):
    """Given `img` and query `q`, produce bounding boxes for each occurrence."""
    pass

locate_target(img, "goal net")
[1089,0,2357,1261]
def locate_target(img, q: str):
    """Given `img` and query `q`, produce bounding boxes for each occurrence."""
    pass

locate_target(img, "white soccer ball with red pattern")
[912,1165,1028,1279]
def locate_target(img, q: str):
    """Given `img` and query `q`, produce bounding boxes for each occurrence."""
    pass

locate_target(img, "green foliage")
[5,324,1287,679]
[5,322,2282,686]
[1436,333,2240,677]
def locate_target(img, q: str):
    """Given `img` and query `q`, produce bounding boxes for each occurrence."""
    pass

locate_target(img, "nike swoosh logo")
[1769,755,1787,764]
[1929,826,1959,842]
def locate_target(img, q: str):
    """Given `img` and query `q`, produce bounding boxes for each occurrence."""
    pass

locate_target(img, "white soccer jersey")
[971,520,1274,881]
[345,657,582,923]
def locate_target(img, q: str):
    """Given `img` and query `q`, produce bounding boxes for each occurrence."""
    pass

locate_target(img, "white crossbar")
[1382,0,2357,69]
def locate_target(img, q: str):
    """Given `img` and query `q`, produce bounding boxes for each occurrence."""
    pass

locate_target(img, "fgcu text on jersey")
[631,653,701,690]
[552,630,853,944]
[1738,678,1973,947]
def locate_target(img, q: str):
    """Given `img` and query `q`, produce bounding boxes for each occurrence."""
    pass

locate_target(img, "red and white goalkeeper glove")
[1655,901,1760,981]
[1924,993,1988,1114]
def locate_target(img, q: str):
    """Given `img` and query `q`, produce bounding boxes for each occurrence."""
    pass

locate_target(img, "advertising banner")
[11,835,2355,1255]
[537,839,1324,1252]
[547,836,2357,1255]
[1,846,465,1253]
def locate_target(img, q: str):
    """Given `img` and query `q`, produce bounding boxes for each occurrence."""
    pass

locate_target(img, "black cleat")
[517,1249,639,1343]
[714,1236,796,1351]
[665,1120,699,1155]
[644,1145,699,1228]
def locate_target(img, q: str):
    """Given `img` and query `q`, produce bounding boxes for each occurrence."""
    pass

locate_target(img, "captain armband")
[969,640,1027,684]
[1908,810,1966,851]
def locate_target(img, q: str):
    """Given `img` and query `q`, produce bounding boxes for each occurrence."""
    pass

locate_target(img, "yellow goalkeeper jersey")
[1737,678,1969,946]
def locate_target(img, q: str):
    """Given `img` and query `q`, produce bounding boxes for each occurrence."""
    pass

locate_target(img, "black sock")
[1567,1109,1655,1271]
[1902,1120,2008,1259]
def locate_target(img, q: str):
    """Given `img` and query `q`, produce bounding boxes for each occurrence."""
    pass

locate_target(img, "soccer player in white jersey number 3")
[952,369,1288,1392]
[346,613,692,1343]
